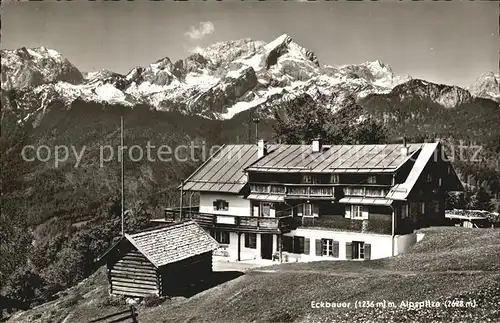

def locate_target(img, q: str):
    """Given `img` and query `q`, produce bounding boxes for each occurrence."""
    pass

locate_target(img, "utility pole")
[248,111,252,144]
[179,179,184,221]
[252,115,260,143]
[120,116,125,236]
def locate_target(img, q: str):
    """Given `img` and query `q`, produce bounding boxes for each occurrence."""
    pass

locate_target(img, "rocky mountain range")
[1,34,498,122]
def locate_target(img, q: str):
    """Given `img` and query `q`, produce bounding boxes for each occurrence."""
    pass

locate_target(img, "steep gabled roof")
[125,221,219,268]
[386,143,439,200]
[386,142,463,200]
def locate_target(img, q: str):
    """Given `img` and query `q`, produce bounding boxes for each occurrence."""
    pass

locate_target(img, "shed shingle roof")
[125,221,219,268]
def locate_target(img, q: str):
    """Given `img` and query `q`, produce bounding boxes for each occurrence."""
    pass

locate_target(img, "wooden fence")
[87,305,138,323]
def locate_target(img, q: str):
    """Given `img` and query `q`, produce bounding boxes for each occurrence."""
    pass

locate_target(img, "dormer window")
[331,174,339,184]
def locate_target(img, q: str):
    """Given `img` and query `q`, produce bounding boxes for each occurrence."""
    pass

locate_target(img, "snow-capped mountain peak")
[468,71,500,102]
[1,46,83,90]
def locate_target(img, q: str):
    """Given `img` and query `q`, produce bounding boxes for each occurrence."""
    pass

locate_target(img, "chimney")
[400,136,409,156]
[312,139,322,153]
[258,139,268,158]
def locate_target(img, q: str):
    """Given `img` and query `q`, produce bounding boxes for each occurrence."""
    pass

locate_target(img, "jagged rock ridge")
[2,34,497,122]
[468,72,500,102]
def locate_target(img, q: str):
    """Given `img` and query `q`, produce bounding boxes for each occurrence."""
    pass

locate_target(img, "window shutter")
[313,204,319,218]
[362,206,369,219]
[225,201,229,210]
[315,239,323,256]
[345,242,353,259]
[303,238,310,255]
[333,241,339,258]
[298,204,303,217]
[213,201,217,210]
[283,236,293,252]
[293,236,300,253]
[364,243,371,260]
[345,205,351,218]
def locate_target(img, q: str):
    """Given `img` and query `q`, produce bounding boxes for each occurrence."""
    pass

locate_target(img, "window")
[367,176,377,184]
[302,175,319,184]
[352,241,365,259]
[322,239,334,256]
[213,199,229,211]
[283,236,305,253]
[303,203,313,217]
[420,202,425,214]
[426,173,433,183]
[282,236,294,252]
[438,178,442,187]
[331,174,339,184]
[351,205,363,219]
[261,202,271,217]
[401,204,409,219]
[214,231,230,244]
[432,201,440,213]
[244,233,257,249]
[293,236,305,254]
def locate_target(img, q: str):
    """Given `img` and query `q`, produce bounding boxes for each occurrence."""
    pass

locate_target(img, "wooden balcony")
[343,187,389,198]
[295,215,393,235]
[250,183,340,199]
[163,208,295,234]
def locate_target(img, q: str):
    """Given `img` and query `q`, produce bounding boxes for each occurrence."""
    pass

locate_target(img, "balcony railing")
[250,182,390,200]
[250,184,271,193]
[343,187,388,198]
[163,208,295,233]
[296,215,392,235]
[250,183,338,199]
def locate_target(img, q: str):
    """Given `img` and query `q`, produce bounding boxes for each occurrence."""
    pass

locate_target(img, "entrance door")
[261,234,273,260]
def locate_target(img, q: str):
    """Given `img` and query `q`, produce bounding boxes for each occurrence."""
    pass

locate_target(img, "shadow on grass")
[167,271,244,298]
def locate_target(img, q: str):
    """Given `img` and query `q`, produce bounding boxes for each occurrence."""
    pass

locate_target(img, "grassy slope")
[8,227,500,323]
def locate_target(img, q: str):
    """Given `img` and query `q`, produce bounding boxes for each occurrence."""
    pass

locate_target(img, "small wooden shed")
[100,220,219,298]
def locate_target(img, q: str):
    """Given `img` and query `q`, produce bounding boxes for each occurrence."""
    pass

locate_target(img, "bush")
[101,295,127,307]
[142,295,166,307]
[3,266,46,306]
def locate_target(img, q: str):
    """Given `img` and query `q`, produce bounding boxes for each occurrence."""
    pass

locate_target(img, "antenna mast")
[120,116,125,236]
[252,115,260,144]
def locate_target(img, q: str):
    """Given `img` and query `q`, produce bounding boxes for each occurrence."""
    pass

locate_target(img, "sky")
[1,1,498,87]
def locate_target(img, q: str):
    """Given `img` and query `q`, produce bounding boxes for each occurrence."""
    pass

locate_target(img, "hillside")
[6,227,500,322]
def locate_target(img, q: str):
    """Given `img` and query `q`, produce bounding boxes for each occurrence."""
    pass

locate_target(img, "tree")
[469,187,493,211]
[273,94,329,144]
[3,266,45,306]
[274,93,387,145]
[445,191,467,210]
